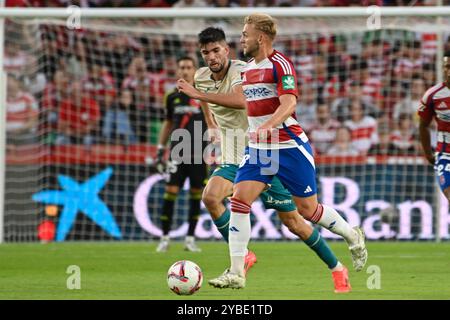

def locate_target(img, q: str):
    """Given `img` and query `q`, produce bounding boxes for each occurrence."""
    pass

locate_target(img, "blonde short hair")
[244,13,277,40]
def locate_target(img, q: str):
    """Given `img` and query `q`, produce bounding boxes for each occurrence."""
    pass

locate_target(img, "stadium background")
[2,2,450,244]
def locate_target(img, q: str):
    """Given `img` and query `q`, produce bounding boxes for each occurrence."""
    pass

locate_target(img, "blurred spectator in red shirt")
[4,39,30,77]
[331,80,379,122]
[308,104,341,155]
[362,39,388,82]
[344,100,379,154]
[57,81,101,145]
[390,113,418,155]
[123,56,177,142]
[326,126,360,157]
[6,74,39,147]
[82,61,116,108]
[102,34,138,90]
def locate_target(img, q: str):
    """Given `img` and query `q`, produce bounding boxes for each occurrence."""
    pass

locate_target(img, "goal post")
[1,6,450,242]
[0,0,6,244]
[1,7,450,18]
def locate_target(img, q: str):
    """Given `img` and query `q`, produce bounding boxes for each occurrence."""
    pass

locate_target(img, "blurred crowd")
[5,0,449,8]
[4,13,450,157]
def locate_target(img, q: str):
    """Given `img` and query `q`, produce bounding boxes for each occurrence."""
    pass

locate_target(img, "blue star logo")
[32,167,122,241]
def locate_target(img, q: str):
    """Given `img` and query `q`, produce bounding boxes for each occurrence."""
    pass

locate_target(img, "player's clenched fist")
[177,79,201,99]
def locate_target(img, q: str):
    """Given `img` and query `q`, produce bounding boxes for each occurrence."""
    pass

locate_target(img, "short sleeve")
[194,69,201,90]
[229,61,245,88]
[418,91,435,122]
[272,57,299,98]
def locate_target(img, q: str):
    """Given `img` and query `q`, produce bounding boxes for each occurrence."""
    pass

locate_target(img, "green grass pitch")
[0,241,449,300]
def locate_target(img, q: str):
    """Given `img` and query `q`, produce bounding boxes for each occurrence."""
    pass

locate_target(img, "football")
[167,260,203,295]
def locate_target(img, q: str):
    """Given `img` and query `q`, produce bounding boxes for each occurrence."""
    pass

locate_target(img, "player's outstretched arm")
[419,117,435,165]
[177,79,246,109]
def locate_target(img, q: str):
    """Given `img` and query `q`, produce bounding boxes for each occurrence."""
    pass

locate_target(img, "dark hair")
[198,27,226,46]
[177,56,196,66]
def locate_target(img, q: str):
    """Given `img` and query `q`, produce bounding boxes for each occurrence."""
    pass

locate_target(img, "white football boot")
[208,269,245,289]
[156,235,170,253]
[348,227,368,272]
[184,236,202,252]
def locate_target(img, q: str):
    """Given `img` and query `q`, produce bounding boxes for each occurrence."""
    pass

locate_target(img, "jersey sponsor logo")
[281,75,295,90]
[174,106,202,114]
[304,185,313,193]
[264,195,292,205]
[243,87,273,99]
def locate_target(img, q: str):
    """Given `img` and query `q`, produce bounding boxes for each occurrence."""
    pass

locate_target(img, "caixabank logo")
[32,167,122,241]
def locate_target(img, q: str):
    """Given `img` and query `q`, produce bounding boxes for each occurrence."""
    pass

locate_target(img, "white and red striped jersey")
[394,57,424,76]
[82,71,116,103]
[122,72,176,108]
[4,51,28,75]
[291,54,314,82]
[367,57,387,80]
[6,92,39,132]
[344,116,379,153]
[241,50,304,149]
[308,119,341,154]
[390,129,415,150]
[343,77,382,105]
[421,33,437,58]
[361,77,383,104]
[418,82,450,153]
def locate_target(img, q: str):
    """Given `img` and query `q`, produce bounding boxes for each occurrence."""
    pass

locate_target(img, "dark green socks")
[304,228,338,269]
[213,208,231,242]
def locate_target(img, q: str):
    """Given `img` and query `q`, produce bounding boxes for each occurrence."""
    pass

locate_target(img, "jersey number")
[437,163,450,176]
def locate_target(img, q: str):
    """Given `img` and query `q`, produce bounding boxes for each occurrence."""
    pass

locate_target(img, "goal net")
[2,8,450,242]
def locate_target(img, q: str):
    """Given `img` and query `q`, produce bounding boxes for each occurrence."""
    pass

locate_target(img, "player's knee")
[202,189,220,210]
[281,215,298,233]
[280,214,309,238]
[295,203,316,220]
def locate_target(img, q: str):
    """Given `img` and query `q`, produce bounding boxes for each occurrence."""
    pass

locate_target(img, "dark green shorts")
[210,164,296,213]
